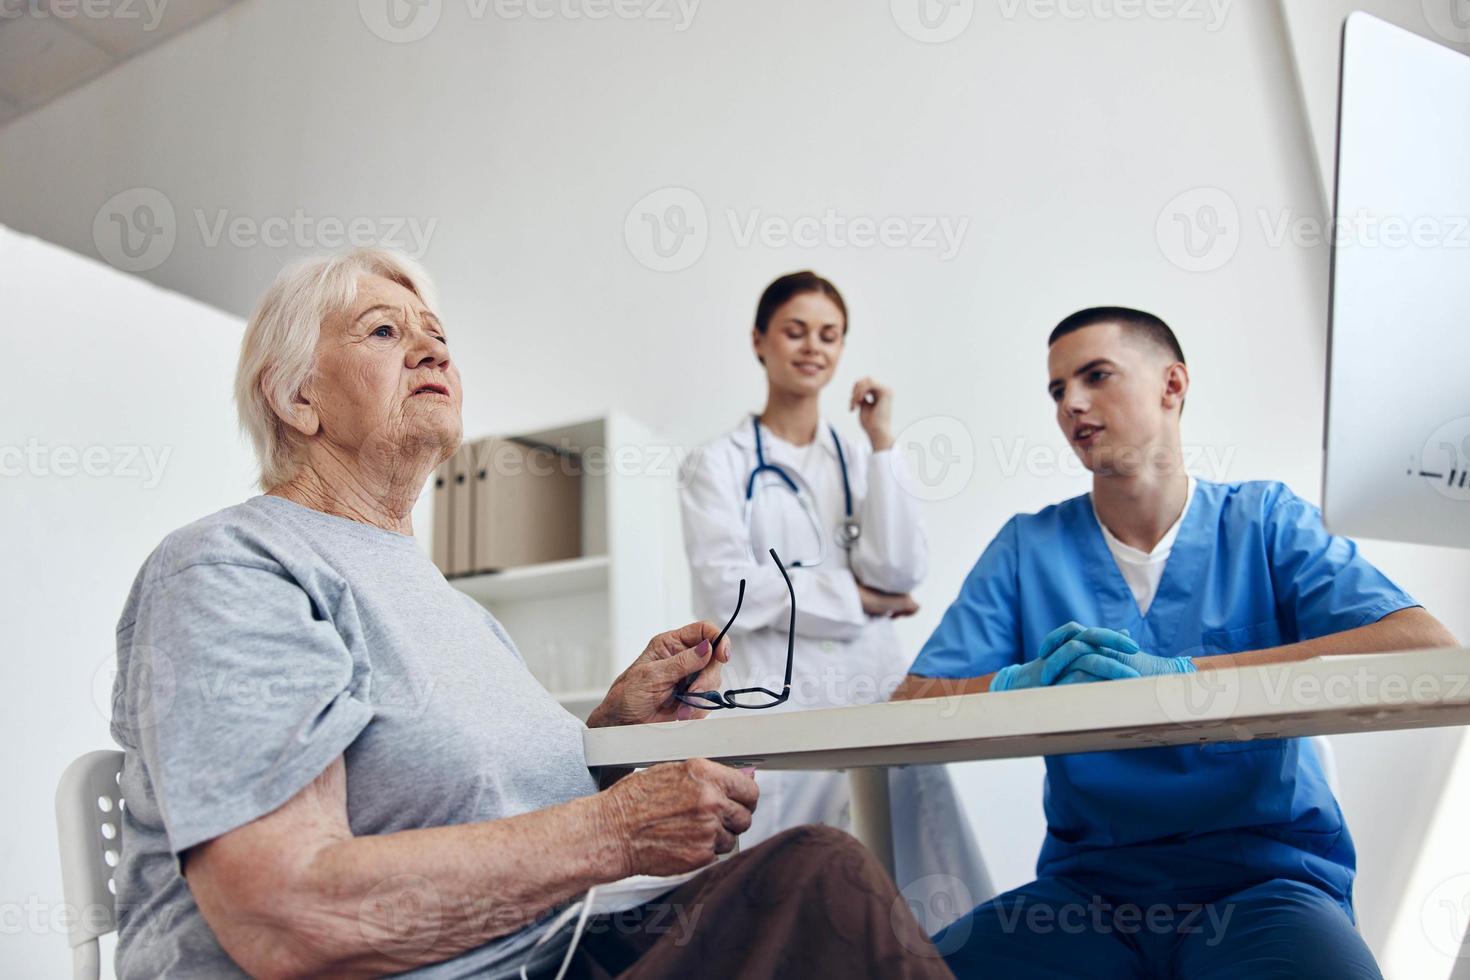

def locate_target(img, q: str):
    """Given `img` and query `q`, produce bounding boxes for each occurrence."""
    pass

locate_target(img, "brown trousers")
[565,825,956,980]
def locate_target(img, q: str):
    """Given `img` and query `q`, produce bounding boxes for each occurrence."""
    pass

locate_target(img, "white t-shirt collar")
[1092,475,1198,562]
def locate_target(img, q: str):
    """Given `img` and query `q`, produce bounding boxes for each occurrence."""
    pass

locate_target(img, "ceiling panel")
[0,13,111,109]
[58,0,233,58]
[0,0,240,121]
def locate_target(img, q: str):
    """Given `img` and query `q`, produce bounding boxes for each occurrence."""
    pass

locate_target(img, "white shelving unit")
[445,412,690,719]
[454,555,610,605]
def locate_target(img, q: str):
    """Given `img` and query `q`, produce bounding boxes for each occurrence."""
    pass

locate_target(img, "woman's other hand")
[856,582,919,619]
[588,621,731,728]
[598,760,759,877]
[850,377,895,451]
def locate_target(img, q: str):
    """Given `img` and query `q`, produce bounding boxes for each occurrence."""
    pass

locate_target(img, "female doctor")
[678,271,990,914]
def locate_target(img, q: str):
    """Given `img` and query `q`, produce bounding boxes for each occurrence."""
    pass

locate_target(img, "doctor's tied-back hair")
[754,271,848,335]
[1048,306,1185,365]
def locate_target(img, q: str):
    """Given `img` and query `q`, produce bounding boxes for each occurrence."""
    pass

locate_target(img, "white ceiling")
[0,0,241,127]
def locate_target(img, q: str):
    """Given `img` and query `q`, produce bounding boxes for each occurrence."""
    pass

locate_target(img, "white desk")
[584,648,1470,871]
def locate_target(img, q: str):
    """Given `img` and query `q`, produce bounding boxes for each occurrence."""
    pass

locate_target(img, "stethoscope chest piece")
[744,415,861,568]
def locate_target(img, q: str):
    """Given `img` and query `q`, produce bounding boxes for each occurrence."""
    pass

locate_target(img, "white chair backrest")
[1311,734,1341,796]
[55,750,125,980]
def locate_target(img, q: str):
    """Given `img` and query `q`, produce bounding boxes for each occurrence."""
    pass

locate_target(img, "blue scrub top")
[911,479,1418,912]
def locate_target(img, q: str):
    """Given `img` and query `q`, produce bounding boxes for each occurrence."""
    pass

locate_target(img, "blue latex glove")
[1055,629,1196,685]
[1055,654,1145,685]
[990,622,1145,692]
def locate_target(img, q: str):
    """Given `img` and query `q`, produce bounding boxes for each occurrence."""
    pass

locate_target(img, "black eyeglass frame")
[674,548,794,711]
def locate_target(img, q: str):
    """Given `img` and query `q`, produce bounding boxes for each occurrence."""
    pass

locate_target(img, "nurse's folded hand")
[1060,645,1198,682]
[1039,622,1141,659]
[1055,654,1144,685]
[990,623,1145,692]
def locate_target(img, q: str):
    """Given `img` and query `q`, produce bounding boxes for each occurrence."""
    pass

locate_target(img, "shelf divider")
[451,554,610,605]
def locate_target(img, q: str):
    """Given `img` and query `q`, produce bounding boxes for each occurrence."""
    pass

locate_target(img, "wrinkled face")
[300,274,462,471]
[1046,322,1184,476]
[751,291,847,396]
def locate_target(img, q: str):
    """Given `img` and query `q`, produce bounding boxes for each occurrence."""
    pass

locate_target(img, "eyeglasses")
[675,547,794,711]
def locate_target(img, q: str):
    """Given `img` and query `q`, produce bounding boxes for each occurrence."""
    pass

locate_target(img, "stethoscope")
[743,415,860,568]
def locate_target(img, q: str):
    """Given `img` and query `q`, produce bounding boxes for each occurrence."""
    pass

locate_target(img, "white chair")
[55,750,125,980]
[1311,734,1341,795]
[38,738,1350,980]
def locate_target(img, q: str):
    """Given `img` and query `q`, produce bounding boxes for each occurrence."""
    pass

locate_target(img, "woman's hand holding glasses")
[587,621,732,729]
[676,548,796,712]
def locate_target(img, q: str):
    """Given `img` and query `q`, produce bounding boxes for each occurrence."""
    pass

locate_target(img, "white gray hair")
[233,247,440,492]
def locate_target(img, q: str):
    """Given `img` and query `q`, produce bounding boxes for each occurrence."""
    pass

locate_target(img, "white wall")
[2,0,1469,976]
[1280,0,1470,203]
[0,224,260,977]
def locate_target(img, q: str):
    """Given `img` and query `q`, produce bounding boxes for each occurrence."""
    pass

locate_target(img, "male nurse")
[894,307,1458,978]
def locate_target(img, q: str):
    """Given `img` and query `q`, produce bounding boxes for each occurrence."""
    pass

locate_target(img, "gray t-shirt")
[110,494,599,979]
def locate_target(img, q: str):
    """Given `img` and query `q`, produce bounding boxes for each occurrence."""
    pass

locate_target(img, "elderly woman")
[109,248,953,980]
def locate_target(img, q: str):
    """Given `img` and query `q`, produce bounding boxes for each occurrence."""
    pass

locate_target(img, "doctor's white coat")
[678,415,993,923]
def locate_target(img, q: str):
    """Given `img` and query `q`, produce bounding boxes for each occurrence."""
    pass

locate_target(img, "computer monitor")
[1323,13,1470,550]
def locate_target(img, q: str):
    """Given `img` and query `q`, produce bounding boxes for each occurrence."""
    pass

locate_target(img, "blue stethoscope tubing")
[743,415,860,568]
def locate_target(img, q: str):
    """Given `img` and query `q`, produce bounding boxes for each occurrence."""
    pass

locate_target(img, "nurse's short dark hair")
[1048,306,1186,365]
[755,271,848,335]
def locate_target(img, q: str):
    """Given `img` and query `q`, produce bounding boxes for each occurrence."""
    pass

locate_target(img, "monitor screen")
[1324,13,1470,549]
